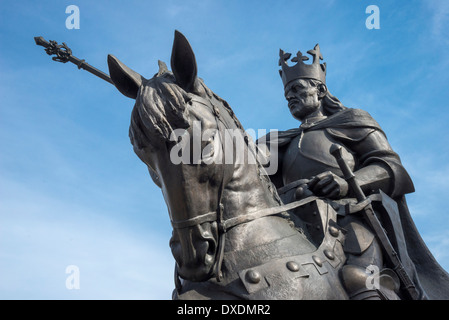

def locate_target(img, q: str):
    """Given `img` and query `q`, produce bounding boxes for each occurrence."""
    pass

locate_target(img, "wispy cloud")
[426,0,449,44]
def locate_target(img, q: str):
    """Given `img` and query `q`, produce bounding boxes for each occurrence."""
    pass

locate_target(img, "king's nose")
[285,91,296,100]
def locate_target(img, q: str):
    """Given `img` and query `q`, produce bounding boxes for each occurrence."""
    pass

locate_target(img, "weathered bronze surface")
[36,30,449,299]
[106,31,449,300]
[258,42,449,299]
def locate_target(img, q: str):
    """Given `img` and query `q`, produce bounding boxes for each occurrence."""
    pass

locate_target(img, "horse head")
[107,31,242,281]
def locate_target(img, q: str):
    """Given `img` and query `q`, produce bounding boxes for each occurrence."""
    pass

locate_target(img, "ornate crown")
[279,44,326,87]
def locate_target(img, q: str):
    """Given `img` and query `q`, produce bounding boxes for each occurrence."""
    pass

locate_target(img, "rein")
[171,196,318,232]
[169,94,317,283]
[171,195,318,281]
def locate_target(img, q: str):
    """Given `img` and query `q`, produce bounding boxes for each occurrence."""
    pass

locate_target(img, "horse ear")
[108,54,144,99]
[171,30,198,92]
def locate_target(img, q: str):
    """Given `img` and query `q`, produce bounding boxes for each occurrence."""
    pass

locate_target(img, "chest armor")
[282,129,356,185]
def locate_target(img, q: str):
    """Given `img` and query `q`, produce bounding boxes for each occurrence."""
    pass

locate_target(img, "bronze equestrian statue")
[35,30,449,299]
[106,31,449,300]
[107,32,449,299]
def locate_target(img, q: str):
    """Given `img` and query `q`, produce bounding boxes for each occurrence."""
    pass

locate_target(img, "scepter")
[34,36,113,84]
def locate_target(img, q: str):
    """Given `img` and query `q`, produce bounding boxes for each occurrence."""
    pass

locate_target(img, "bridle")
[170,95,317,286]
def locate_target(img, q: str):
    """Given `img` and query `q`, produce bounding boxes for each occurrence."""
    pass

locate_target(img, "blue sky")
[1,0,448,299]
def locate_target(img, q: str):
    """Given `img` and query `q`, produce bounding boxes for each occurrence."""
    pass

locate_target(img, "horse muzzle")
[169,222,218,282]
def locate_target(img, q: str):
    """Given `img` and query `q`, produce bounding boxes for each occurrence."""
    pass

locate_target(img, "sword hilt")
[330,144,366,202]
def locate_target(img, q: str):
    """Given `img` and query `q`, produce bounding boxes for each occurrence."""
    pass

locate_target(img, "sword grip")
[330,144,366,202]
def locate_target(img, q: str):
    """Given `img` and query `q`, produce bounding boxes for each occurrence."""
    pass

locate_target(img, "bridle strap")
[171,211,217,229]
[170,195,318,231]
[171,195,319,283]
[220,196,318,232]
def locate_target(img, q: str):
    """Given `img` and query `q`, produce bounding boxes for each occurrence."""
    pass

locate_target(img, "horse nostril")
[206,237,217,256]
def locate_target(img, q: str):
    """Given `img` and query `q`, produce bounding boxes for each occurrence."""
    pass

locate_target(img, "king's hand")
[307,171,349,200]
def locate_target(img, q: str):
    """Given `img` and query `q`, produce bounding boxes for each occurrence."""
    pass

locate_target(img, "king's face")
[284,79,321,121]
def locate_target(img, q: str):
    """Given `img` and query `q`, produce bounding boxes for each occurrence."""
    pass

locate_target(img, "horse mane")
[129,70,246,148]
[129,72,190,150]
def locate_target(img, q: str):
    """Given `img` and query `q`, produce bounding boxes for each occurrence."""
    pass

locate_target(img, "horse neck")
[219,159,314,265]
[220,140,280,213]
[212,100,284,227]
[204,95,306,249]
